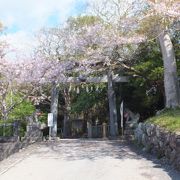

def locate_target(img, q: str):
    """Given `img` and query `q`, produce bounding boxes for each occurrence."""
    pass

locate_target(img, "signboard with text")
[48,113,53,127]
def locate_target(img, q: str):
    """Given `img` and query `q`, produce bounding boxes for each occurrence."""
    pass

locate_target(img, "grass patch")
[147,108,180,133]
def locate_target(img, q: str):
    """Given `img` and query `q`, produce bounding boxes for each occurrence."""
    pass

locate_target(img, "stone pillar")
[13,121,19,137]
[26,125,31,134]
[87,122,92,138]
[50,83,59,138]
[102,123,107,139]
[63,114,68,138]
[108,71,118,137]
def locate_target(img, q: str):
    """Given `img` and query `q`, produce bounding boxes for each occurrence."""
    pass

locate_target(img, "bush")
[8,100,35,121]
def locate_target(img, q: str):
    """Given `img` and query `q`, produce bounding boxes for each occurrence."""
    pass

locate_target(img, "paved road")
[0,139,180,180]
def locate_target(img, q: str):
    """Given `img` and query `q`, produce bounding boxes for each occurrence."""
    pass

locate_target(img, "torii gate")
[50,72,129,138]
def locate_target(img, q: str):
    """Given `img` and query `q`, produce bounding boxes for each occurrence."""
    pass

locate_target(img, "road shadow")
[39,139,141,161]
[35,139,180,180]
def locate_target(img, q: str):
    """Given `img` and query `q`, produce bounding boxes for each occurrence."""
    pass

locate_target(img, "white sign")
[48,113,53,127]
[120,101,123,128]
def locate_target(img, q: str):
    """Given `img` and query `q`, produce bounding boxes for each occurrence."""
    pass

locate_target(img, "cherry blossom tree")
[0,53,74,122]
[36,27,80,136]
[65,16,145,75]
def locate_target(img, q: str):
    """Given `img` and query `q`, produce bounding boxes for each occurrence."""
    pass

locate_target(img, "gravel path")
[0,139,179,180]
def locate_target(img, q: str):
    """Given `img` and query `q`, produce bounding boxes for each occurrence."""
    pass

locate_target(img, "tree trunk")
[158,31,180,108]
[107,71,118,137]
[50,83,59,137]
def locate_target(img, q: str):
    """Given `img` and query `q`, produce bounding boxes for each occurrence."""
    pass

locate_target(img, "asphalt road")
[0,139,179,180]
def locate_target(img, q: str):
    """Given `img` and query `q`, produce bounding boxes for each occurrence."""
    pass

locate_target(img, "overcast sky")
[0,0,88,60]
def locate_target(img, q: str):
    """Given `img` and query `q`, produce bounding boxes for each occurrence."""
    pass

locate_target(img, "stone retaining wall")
[134,123,180,171]
[0,125,42,161]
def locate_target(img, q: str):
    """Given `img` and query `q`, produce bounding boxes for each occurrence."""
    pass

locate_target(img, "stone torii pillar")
[108,71,118,137]
[50,82,59,138]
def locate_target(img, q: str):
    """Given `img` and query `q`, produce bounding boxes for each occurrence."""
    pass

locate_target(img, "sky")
[0,0,88,60]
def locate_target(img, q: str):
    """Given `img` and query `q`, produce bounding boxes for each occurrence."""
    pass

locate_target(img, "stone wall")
[134,123,180,171]
[0,124,42,161]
